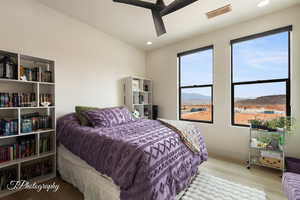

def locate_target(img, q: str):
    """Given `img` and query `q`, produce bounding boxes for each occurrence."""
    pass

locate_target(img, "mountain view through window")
[232,31,290,126]
[179,47,213,122]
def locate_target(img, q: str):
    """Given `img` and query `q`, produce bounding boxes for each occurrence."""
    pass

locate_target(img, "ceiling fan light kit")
[112,0,199,37]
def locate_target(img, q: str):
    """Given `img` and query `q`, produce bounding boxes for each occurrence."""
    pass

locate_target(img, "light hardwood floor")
[200,156,286,200]
[1,156,286,200]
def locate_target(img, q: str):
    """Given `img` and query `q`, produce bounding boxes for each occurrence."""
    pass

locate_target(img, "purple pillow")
[83,107,135,127]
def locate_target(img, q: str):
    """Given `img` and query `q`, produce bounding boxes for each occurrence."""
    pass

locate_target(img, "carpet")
[180,172,267,200]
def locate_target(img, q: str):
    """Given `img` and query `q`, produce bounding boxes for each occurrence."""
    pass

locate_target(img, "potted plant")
[249,118,263,129]
[265,119,278,132]
[275,116,296,134]
[249,119,258,128]
[277,116,296,147]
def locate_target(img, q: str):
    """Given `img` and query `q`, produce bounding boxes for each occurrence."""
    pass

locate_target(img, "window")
[231,26,292,126]
[178,46,214,123]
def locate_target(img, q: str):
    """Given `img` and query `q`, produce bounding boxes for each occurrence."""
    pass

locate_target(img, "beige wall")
[0,0,146,117]
[2,0,298,161]
[146,5,300,161]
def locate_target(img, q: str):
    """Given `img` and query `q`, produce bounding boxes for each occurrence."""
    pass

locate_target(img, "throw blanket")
[158,119,200,153]
[57,114,208,200]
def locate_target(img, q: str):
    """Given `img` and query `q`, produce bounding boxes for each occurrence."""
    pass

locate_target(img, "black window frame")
[231,25,292,127]
[178,45,214,124]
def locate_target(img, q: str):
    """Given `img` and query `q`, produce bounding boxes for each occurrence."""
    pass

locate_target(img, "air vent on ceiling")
[206,4,232,19]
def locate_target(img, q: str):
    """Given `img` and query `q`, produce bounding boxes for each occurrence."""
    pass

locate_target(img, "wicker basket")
[259,156,283,169]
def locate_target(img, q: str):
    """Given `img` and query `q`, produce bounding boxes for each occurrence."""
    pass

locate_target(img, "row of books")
[0,118,18,136]
[21,157,53,180]
[0,115,52,136]
[40,135,52,154]
[20,66,39,82]
[0,166,17,191]
[20,66,53,83]
[40,93,53,106]
[0,136,36,163]
[21,113,52,133]
[0,92,36,107]
[0,92,53,107]
[41,71,52,83]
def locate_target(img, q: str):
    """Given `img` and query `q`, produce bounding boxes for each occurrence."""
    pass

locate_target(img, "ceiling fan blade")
[151,9,166,37]
[156,0,166,10]
[160,0,199,16]
[112,0,156,10]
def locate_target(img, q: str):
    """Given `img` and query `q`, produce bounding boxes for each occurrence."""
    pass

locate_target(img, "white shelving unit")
[0,50,56,197]
[123,76,153,119]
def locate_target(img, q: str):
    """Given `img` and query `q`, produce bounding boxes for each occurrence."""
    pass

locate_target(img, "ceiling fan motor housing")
[113,0,200,36]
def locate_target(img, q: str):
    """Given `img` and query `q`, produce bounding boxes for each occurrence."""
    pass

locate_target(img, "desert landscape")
[181,93,286,124]
[233,104,285,125]
[181,104,212,121]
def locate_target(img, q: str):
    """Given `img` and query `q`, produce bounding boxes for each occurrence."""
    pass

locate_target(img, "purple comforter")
[57,113,208,200]
[283,172,300,200]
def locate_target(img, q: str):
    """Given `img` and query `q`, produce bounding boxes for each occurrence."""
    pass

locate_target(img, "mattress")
[57,113,208,200]
[58,144,185,200]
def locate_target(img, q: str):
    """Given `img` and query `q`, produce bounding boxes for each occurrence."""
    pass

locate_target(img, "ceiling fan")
[112,0,199,37]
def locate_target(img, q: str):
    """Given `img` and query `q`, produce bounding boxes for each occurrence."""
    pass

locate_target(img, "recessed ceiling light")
[257,0,270,8]
[147,41,152,45]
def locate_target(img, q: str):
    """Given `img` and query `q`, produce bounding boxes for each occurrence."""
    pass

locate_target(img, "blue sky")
[181,49,213,86]
[181,87,212,98]
[233,32,288,82]
[235,82,286,99]
[180,32,288,98]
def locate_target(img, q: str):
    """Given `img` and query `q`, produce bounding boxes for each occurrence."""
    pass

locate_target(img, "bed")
[57,110,208,200]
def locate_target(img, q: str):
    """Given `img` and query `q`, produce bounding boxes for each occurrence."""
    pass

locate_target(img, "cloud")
[247,51,288,69]
[235,46,288,70]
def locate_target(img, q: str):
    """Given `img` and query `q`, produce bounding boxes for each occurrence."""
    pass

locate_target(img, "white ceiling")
[37,0,300,51]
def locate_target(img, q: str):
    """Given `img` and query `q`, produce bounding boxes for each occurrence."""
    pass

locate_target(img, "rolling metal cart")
[247,125,285,173]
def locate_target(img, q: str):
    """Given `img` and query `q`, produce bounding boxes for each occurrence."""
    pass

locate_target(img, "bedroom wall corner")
[145,5,300,161]
[0,0,146,118]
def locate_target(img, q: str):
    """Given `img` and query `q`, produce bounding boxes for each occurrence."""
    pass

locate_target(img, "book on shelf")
[39,135,51,154]
[0,55,18,80]
[17,135,36,159]
[0,144,19,162]
[40,65,52,83]
[0,118,18,136]
[0,135,36,163]
[39,93,53,106]
[21,112,52,133]
[0,92,36,107]
[20,63,53,83]
[0,144,19,163]
[20,65,39,82]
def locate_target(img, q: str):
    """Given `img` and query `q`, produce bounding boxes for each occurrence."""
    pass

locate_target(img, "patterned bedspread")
[283,172,300,200]
[57,113,208,200]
